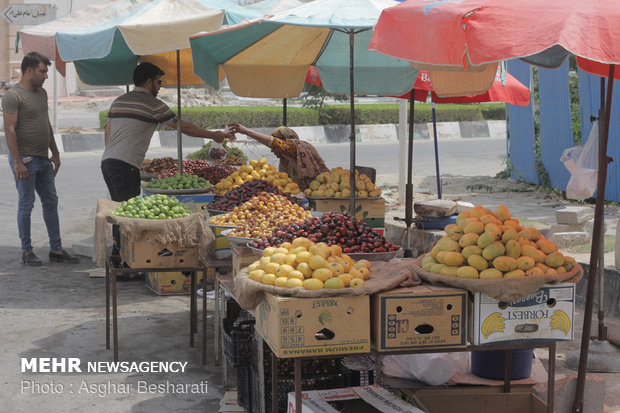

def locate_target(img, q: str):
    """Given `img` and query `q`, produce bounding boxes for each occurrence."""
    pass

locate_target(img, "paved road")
[0,138,506,251]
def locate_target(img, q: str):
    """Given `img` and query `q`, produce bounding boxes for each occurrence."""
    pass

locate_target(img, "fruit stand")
[132,155,582,413]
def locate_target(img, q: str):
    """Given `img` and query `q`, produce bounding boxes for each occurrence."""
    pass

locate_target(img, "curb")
[0,120,506,154]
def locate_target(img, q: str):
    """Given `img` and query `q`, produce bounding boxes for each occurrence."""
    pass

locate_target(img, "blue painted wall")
[507,60,620,202]
[507,60,538,184]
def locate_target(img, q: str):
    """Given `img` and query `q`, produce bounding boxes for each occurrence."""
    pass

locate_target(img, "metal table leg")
[214,277,221,366]
[548,342,556,413]
[105,260,110,349]
[112,267,118,362]
[202,269,207,365]
[295,358,302,413]
[190,271,196,348]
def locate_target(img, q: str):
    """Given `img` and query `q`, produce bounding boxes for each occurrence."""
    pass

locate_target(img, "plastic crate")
[223,310,255,367]
[237,357,260,412]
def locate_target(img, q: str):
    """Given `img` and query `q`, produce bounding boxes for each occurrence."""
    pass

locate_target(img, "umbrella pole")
[403,91,415,258]
[573,64,615,413]
[348,30,356,216]
[176,50,183,174]
[431,102,441,199]
[283,98,287,126]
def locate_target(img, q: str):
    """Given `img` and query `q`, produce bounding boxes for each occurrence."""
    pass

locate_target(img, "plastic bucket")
[471,348,534,380]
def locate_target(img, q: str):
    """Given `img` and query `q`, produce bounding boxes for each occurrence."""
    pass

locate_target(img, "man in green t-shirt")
[2,51,79,266]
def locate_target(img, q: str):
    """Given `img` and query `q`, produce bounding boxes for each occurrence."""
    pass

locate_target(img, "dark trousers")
[101,159,141,256]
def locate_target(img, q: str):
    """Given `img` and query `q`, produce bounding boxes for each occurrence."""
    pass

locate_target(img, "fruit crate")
[223,310,255,368]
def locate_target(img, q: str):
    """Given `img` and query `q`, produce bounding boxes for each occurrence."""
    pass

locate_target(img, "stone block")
[551,220,600,235]
[427,121,460,139]
[459,121,490,138]
[556,206,594,225]
[60,133,105,152]
[533,374,605,413]
[414,199,457,217]
[488,120,508,138]
[396,123,429,140]
[549,231,590,248]
[324,125,357,143]
[293,126,326,145]
[359,124,397,142]
[456,201,475,213]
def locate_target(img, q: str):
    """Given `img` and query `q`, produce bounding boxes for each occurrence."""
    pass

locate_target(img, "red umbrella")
[370,0,620,78]
[397,68,530,105]
[304,65,322,87]
[392,67,529,200]
[370,1,620,411]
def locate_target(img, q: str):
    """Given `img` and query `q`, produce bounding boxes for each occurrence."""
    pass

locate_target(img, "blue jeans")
[9,155,62,254]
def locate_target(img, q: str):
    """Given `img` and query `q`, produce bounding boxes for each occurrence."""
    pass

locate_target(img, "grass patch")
[563,235,616,254]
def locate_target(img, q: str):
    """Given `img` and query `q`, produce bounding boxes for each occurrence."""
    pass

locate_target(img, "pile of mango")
[422,204,577,279]
[247,238,371,289]
[303,167,381,198]
[213,157,300,195]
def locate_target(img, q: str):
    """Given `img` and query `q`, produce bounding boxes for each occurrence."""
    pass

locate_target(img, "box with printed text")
[470,283,575,345]
[371,285,468,351]
[287,385,424,413]
[145,268,214,295]
[255,293,370,358]
[121,230,198,268]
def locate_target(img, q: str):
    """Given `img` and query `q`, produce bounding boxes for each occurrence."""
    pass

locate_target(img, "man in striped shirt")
[101,62,232,268]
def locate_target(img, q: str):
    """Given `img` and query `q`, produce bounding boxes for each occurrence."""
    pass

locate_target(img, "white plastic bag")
[561,121,599,200]
[209,141,227,162]
[381,352,469,386]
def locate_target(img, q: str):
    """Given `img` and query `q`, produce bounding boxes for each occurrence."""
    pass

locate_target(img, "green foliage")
[496,157,515,179]
[99,103,506,129]
[296,84,348,122]
[568,56,582,145]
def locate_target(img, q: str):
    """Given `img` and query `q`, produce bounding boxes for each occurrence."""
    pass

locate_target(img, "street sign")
[2,3,57,25]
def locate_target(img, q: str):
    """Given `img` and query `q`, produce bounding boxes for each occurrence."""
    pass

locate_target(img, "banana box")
[470,283,575,345]
[371,285,468,351]
[255,293,370,358]
[145,268,214,295]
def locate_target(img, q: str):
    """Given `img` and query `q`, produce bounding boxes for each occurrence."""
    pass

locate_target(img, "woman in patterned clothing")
[227,123,328,191]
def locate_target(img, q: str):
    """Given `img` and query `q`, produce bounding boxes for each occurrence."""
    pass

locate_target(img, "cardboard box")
[470,283,575,345]
[255,293,370,358]
[145,267,214,295]
[232,244,257,277]
[121,230,199,268]
[371,285,468,351]
[174,194,216,215]
[309,198,385,228]
[409,391,548,413]
[287,385,424,413]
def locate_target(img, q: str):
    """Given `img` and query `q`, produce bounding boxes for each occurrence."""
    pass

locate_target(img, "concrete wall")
[0,120,507,154]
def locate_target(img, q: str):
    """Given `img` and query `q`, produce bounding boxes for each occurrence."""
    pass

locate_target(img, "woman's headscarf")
[271,126,328,190]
